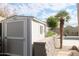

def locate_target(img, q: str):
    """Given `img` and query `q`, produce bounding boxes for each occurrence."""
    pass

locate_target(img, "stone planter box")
[32,36,56,56]
[55,39,60,48]
[54,35,60,49]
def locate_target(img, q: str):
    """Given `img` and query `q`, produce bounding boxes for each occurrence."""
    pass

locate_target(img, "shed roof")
[1,15,47,25]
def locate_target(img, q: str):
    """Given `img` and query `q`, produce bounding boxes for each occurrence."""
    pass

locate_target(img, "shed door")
[4,20,27,56]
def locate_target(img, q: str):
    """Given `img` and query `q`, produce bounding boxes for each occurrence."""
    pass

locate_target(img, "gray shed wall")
[2,16,32,56]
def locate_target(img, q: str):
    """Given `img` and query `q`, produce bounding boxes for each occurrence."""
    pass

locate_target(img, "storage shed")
[0,15,47,56]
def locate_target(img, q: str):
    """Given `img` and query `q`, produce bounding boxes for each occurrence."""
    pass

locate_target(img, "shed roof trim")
[2,15,47,25]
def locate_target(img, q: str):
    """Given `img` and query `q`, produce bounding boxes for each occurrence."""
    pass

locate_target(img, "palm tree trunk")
[60,19,64,49]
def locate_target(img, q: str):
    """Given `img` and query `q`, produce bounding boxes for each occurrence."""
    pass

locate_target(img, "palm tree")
[55,10,70,48]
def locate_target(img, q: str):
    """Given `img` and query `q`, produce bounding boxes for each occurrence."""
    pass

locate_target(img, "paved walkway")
[63,40,79,47]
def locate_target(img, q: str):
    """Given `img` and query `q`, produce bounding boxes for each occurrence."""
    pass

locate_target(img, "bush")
[47,16,58,30]
[46,31,56,37]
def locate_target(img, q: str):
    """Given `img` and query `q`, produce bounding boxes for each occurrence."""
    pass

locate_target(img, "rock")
[70,45,79,52]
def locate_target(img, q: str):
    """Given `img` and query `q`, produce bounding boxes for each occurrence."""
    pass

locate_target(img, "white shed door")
[4,20,27,56]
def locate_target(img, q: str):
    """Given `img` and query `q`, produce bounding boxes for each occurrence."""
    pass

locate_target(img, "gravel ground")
[53,36,79,56]
[54,46,79,56]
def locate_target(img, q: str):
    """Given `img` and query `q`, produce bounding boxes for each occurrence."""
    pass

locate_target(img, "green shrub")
[47,16,58,30]
[46,31,56,37]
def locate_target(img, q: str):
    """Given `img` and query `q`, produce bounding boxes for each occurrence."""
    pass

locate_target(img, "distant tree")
[0,6,16,17]
[64,25,73,36]
[0,9,7,17]
[47,16,58,30]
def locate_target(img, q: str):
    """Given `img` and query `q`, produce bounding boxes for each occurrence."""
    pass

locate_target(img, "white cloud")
[13,3,74,16]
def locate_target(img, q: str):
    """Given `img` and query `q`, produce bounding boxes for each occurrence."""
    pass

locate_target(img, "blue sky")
[0,3,77,27]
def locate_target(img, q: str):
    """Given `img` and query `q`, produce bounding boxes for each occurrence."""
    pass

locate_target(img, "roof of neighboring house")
[1,15,47,25]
